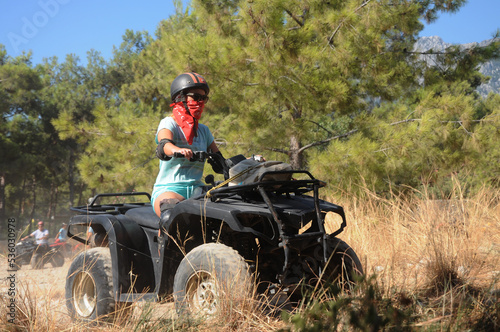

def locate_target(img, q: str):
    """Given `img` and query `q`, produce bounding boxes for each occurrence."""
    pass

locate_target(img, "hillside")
[415,36,500,97]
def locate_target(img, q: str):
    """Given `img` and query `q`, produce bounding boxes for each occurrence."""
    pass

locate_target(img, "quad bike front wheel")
[173,243,252,317]
[30,253,43,269]
[50,250,65,267]
[65,247,131,323]
[322,237,364,290]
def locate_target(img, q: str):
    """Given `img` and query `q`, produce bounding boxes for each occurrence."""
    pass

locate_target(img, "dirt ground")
[0,243,177,330]
[0,240,70,295]
[0,249,72,328]
[0,239,75,301]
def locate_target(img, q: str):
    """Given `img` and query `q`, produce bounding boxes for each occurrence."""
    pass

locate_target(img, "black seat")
[125,206,160,229]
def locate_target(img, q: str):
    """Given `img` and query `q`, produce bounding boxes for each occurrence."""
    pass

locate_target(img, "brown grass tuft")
[319,179,500,329]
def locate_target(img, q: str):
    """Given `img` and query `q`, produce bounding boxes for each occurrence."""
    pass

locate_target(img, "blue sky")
[0,0,179,64]
[0,0,499,65]
[419,0,500,44]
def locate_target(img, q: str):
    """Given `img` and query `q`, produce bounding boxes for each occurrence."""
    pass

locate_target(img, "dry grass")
[324,181,500,330]
[1,180,499,331]
[339,183,499,292]
[0,272,285,332]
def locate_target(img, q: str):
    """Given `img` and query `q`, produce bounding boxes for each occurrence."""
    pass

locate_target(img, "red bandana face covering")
[171,100,205,145]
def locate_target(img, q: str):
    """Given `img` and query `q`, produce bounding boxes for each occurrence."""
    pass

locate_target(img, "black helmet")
[170,72,210,100]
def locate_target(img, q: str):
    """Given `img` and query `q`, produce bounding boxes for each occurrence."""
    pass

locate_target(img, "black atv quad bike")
[14,239,65,269]
[65,152,363,322]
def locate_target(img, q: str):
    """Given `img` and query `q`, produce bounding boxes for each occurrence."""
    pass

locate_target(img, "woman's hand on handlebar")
[173,148,193,160]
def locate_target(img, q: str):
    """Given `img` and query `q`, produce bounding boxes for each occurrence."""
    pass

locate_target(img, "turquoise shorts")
[151,182,203,208]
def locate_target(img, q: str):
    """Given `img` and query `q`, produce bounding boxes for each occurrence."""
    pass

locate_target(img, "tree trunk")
[29,175,37,234]
[0,173,5,234]
[47,182,54,218]
[18,177,26,216]
[77,183,85,206]
[47,182,59,219]
[289,135,304,169]
[68,149,75,208]
[54,186,59,217]
[30,176,37,218]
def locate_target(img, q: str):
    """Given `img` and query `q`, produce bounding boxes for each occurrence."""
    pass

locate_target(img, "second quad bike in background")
[15,239,66,269]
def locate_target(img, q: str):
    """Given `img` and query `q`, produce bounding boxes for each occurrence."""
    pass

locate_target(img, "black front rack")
[70,192,152,215]
[205,170,326,199]
[201,170,342,282]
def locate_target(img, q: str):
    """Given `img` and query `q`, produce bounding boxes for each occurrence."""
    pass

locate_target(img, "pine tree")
[52,31,157,194]
[0,47,54,223]
[130,1,472,166]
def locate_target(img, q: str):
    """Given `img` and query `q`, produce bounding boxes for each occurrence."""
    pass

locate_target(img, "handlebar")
[172,151,210,162]
[172,150,229,178]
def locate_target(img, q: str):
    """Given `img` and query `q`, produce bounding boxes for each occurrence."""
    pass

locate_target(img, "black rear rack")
[70,192,152,215]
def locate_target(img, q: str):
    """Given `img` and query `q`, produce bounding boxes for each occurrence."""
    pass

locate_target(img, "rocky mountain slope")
[415,36,500,97]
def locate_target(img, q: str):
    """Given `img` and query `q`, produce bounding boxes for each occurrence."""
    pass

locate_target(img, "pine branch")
[294,116,498,155]
[298,118,421,154]
[326,0,372,48]
[298,129,359,154]
[247,7,268,38]
[284,9,304,27]
[264,147,289,155]
[303,119,334,136]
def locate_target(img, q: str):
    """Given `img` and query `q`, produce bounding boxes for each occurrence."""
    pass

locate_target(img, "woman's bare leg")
[154,191,185,217]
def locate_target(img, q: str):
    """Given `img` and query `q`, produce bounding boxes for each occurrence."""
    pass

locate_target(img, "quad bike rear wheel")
[173,243,251,317]
[65,247,131,323]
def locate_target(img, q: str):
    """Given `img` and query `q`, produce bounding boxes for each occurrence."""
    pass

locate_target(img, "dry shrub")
[317,178,500,329]
[92,290,283,332]
[0,279,71,331]
[0,288,282,332]
[0,256,287,332]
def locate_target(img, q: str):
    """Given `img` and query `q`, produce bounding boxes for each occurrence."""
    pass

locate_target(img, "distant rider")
[22,220,50,254]
[54,223,68,243]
